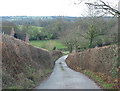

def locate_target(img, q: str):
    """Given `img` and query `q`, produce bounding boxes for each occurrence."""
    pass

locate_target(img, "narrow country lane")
[37,55,101,89]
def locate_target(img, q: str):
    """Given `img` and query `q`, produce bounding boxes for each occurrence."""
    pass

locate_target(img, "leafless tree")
[85,0,120,17]
[76,0,120,88]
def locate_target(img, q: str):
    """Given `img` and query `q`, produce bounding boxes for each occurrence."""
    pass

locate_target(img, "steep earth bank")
[66,45,118,88]
[2,34,62,89]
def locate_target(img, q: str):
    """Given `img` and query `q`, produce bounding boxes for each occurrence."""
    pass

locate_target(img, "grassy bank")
[30,40,67,51]
[80,70,118,89]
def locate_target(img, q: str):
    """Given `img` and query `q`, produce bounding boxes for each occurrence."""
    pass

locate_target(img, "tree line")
[2,16,117,53]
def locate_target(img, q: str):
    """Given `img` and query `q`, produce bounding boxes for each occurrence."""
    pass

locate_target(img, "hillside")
[2,34,62,89]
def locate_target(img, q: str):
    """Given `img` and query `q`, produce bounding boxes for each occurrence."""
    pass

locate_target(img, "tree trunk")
[69,44,73,53]
[89,38,93,48]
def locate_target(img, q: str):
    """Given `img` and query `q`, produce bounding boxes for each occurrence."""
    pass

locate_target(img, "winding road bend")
[37,55,100,89]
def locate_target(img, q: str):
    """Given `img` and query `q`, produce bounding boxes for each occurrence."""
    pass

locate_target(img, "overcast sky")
[0,0,118,17]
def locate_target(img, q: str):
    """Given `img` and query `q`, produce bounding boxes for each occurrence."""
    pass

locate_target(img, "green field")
[30,40,67,51]
[17,25,43,31]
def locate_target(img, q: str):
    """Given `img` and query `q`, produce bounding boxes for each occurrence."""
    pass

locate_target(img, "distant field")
[30,40,67,51]
[17,25,43,30]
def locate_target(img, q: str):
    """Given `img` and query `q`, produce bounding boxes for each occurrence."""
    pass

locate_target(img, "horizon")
[1,15,115,17]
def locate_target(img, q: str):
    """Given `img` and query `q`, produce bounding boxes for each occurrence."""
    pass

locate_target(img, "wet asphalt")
[37,55,101,89]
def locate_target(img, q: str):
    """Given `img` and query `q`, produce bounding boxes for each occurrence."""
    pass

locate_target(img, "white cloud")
[0,0,118,16]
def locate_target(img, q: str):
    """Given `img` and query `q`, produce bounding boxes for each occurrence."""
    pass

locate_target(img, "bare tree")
[77,0,120,88]
[78,3,101,48]
[85,0,120,17]
[80,24,99,48]
[84,0,120,89]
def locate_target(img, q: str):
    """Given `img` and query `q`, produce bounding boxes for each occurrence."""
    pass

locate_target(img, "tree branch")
[85,1,120,17]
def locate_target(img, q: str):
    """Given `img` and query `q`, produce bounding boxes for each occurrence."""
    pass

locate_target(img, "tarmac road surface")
[37,55,100,89]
